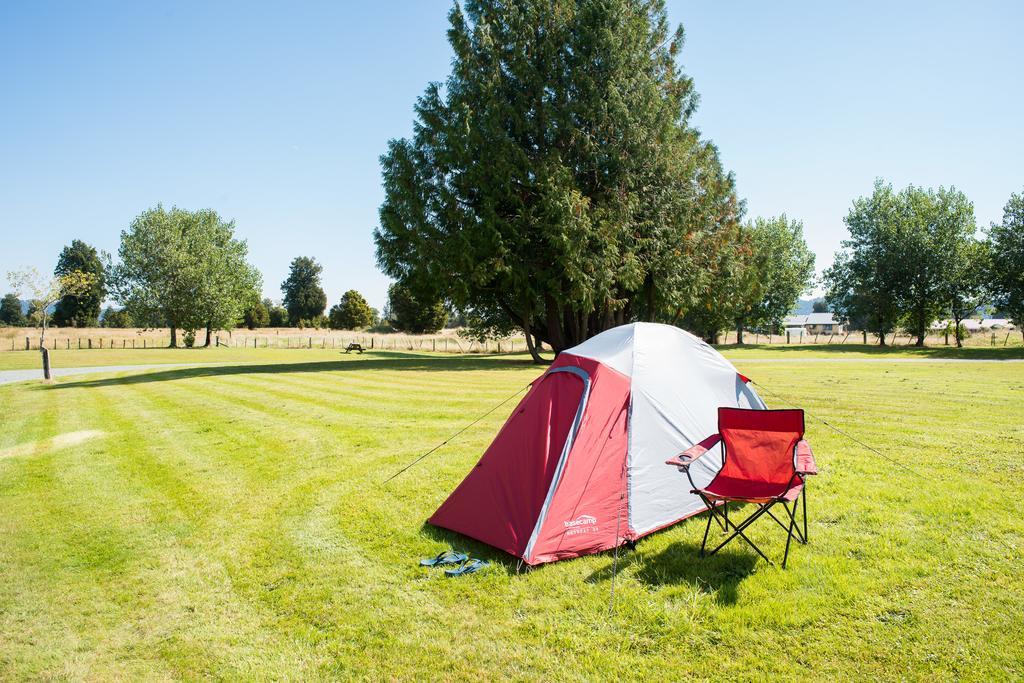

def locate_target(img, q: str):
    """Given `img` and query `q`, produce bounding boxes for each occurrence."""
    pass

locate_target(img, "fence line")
[2,332,531,354]
[3,327,1021,353]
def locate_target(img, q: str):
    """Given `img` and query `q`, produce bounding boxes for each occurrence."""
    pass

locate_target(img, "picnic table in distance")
[345,342,364,354]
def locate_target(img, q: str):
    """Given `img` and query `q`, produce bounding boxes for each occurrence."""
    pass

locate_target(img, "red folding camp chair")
[666,407,817,568]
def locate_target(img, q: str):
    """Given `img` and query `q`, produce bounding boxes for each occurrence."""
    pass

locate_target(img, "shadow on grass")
[716,342,1024,359]
[419,517,760,596]
[585,540,758,605]
[47,351,542,390]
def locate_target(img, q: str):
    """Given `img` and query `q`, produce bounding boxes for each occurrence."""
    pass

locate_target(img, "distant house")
[782,312,845,335]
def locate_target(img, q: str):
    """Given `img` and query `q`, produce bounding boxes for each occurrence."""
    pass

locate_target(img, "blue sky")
[2,1,1021,310]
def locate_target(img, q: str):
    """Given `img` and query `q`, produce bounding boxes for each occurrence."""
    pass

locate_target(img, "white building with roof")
[783,312,845,335]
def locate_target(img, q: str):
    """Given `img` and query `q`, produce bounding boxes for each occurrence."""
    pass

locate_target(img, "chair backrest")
[717,407,804,485]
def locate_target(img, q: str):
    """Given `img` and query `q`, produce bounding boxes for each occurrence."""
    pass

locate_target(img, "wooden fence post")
[88,339,92,349]
[25,337,30,350]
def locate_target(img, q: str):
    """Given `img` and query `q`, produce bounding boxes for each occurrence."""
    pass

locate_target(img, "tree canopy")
[110,205,261,347]
[987,190,1024,330]
[281,257,327,325]
[825,181,978,346]
[375,0,744,360]
[52,239,107,327]
[0,293,26,326]
[8,267,95,331]
[100,306,132,328]
[329,290,375,330]
[730,215,815,341]
[897,185,976,345]
[267,300,289,327]
[387,282,448,334]
[242,299,271,329]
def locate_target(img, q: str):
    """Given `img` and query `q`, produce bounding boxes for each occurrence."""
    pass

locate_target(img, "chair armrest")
[795,439,817,475]
[666,434,721,468]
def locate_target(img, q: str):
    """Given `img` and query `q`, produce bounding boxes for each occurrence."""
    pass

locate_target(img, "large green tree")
[824,182,905,345]
[988,191,1024,335]
[375,0,743,361]
[52,240,106,327]
[387,282,448,334]
[111,205,261,347]
[191,221,262,346]
[0,293,26,326]
[329,290,375,330]
[731,215,815,343]
[896,185,976,345]
[824,181,976,346]
[281,257,327,325]
[942,238,987,348]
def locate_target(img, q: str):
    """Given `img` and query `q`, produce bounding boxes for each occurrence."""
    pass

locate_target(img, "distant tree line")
[824,181,1023,347]
[2,207,449,342]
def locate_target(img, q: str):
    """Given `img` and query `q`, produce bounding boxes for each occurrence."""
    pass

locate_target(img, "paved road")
[0,363,220,385]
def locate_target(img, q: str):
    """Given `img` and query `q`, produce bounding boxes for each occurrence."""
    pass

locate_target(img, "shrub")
[100,306,132,328]
[267,303,289,327]
[243,300,271,329]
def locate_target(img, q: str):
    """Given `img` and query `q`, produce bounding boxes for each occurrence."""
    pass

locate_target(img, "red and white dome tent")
[429,322,766,565]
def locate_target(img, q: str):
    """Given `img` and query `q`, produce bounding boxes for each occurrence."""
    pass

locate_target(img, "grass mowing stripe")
[0,352,1021,678]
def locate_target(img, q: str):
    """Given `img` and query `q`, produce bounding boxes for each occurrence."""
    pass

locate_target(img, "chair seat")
[696,475,803,504]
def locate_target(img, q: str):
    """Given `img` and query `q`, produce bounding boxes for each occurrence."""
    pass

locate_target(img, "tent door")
[522,366,592,561]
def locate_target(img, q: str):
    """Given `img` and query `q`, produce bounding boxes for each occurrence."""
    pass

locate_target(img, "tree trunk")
[953,315,964,348]
[522,320,546,364]
[169,326,177,348]
[736,321,744,345]
[544,294,566,353]
[914,306,926,346]
[203,321,213,347]
[878,329,887,347]
[41,346,51,380]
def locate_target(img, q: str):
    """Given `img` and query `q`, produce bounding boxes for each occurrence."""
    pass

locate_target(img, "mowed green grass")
[0,350,1021,679]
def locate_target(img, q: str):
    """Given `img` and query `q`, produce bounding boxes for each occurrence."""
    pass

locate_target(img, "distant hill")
[791,297,824,315]
[17,300,57,315]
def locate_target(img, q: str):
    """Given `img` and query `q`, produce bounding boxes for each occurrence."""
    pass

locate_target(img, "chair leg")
[700,504,714,556]
[802,486,808,543]
[707,503,774,564]
[783,500,798,568]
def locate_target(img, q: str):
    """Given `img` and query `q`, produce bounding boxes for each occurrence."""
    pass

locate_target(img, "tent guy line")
[748,378,931,482]
[381,382,533,484]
